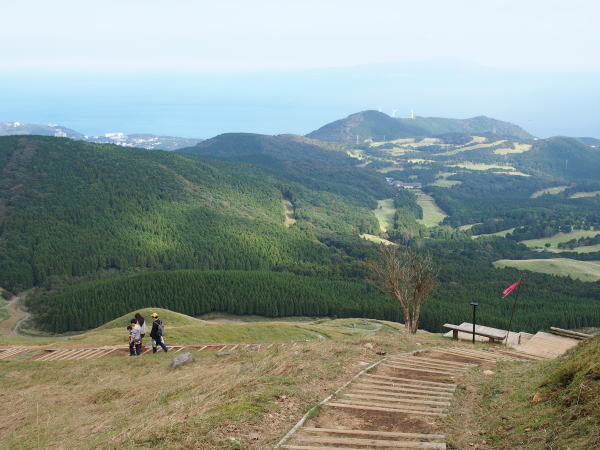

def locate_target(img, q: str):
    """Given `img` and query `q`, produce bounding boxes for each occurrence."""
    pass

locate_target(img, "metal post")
[470,302,479,344]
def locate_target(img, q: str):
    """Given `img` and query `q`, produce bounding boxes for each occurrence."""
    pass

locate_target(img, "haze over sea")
[2,62,599,139]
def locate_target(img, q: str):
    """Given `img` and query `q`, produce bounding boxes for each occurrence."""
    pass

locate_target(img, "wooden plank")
[445,347,504,358]
[387,357,468,371]
[381,363,458,376]
[34,350,61,361]
[79,349,104,359]
[301,427,446,440]
[399,357,472,370]
[443,324,506,340]
[328,402,447,417]
[0,348,25,359]
[71,349,99,360]
[433,349,497,362]
[43,350,74,361]
[386,359,468,372]
[79,349,106,360]
[355,381,454,397]
[365,374,456,389]
[550,327,591,340]
[334,398,447,413]
[282,445,364,450]
[348,388,452,402]
[407,355,476,367]
[296,434,446,448]
[342,393,451,407]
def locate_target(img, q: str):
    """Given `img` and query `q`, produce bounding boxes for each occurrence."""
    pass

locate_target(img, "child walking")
[129,319,142,356]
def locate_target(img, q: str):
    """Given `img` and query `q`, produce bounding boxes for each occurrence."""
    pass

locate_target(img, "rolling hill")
[306,110,533,144]
[0,135,390,293]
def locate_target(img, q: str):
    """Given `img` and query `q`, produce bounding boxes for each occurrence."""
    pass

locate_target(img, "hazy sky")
[4,0,599,71]
[1,1,599,138]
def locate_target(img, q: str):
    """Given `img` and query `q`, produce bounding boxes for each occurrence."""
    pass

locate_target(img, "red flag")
[502,281,520,298]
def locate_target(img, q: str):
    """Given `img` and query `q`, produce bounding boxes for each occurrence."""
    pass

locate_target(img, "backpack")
[158,321,165,336]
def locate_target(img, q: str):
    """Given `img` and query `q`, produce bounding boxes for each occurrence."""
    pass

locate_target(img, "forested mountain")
[306,110,533,143]
[2,110,599,335]
[0,135,389,292]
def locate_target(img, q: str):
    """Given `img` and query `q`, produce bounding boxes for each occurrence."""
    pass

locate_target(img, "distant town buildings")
[385,177,422,189]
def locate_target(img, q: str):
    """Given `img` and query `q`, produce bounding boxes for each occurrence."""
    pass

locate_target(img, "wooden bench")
[443,323,507,342]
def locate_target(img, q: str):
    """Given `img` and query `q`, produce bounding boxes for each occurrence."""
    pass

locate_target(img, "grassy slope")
[373,198,395,232]
[521,229,600,251]
[0,308,403,347]
[493,258,600,282]
[0,321,447,449]
[415,190,447,226]
[447,335,600,449]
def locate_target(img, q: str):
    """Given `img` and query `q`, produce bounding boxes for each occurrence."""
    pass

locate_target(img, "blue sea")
[1,63,599,139]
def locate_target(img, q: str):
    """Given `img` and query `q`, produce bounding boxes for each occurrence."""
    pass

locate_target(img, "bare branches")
[366,245,436,333]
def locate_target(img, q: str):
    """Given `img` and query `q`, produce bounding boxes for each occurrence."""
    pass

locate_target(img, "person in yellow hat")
[149,312,168,353]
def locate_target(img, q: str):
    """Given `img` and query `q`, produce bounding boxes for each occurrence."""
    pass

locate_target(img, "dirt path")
[0,293,29,336]
[276,346,536,449]
[283,199,296,227]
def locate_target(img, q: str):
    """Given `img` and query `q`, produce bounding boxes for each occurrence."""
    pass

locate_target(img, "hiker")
[150,312,168,353]
[135,313,147,338]
[130,319,142,356]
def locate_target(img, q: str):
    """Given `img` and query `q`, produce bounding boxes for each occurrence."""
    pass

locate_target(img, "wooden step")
[398,357,472,370]
[301,427,445,440]
[386,358,469,372]
[409,355,476,367]
[282,445,365,450]
[342,393,451,407]
[327,402,447,417]
[0,347,26,359]
[381,363,458,376]
[334,398,446,413]
[295,434,446,448]
[432,349,498,362]
[354,381,454,397]
[348,388,452,402]
[364,374,456,389]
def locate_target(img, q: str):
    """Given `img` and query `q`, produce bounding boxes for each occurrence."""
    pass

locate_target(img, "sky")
[1,0,599,138]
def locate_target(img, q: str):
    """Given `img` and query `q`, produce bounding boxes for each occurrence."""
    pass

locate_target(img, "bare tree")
[366,245,436,334]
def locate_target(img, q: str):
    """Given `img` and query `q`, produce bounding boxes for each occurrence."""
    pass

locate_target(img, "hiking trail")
[275,345,545,449]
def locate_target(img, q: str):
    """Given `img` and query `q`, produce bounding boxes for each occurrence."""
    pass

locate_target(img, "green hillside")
[0,135,388,292]
[28,270,399,333]
[306,110,532,143]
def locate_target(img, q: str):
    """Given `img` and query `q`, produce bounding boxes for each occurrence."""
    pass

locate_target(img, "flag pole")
[504,272,525,346]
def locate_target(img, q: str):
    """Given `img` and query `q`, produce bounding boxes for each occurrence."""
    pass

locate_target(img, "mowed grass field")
[373,198,396,232]
[360,233,396,246]
[472,227,516,239]
[493,142,532,155]
[530,185,569,198]
[493,258,600,282]
[570,191,600,198]
[415,190,447,227]
[521,230,600,252]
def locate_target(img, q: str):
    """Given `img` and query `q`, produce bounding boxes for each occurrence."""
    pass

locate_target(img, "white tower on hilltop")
[410,108,415,119]
[391,109,397,118]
